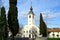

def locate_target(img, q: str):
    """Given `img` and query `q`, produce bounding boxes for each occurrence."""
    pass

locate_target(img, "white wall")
[49,32,60,38]
[21,25,39,38]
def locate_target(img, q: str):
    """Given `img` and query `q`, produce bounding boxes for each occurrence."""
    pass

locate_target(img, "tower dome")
[28,6,34,15]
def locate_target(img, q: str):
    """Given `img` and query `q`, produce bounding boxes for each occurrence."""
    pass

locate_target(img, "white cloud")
[33,10,60,26]
[47,13,60,18]
[40,11,60,19]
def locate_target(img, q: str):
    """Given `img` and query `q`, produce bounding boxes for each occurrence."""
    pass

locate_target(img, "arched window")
[36,31,37,33]
[29,30,31,33]
[26,31,28,33]
[24,31,25,33]
[29,15,31,18]
[52,34,55,38]
[29,34,31,38]
[57,35,59,37]
[52,34,55,36]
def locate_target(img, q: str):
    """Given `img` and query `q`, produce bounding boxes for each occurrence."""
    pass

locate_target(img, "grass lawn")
[48,38,60,40]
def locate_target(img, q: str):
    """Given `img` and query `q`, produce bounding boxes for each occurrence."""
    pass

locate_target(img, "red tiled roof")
[48,28,60,32]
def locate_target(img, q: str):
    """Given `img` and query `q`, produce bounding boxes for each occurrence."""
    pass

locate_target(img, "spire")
[28,0,34,15]
[30,6,33,11]
[30,1,33,11]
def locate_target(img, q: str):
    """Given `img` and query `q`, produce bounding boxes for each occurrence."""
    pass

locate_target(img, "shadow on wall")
[8,37,29,40]
[35,37,48,40]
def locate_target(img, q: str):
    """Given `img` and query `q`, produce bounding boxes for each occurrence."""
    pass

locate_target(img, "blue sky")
[1,0,60,28]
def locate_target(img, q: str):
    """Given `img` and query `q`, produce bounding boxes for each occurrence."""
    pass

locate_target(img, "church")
[8,6,42,38]
[21,6,42,38]
[8,6,60,38]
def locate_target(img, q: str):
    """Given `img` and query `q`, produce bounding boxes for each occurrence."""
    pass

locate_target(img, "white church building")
[8,6,60,38]
[21,6,41,38]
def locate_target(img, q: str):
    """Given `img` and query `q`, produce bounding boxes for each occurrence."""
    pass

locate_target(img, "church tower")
[28,6,34,25]
[21,4,40,38]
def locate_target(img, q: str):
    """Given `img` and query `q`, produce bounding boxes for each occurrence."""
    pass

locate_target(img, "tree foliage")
[39,13,47,37]
[9,0,17,6]
[0,7,7,40]
[8,0,19,37]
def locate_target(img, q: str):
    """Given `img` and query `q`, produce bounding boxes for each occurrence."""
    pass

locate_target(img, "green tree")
[9,0,17,6]
[0,7,8,40]
[39,13,47,37]
[8,0,19,40]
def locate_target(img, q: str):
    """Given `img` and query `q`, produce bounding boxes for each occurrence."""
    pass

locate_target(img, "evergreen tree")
[0,7,2,40]
[39,13,47,37]
[0,7,8,40]
[9,0,17,6]
[8,0,19,40]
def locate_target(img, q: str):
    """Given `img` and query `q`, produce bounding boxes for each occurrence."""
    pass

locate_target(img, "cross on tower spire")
[30,0,33,11]
[28,0,34,15]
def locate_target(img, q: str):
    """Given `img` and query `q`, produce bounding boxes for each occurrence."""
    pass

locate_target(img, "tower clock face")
[29,15,31,18]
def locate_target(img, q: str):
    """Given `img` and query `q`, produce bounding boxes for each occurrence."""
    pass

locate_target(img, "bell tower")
[28,6,34,25]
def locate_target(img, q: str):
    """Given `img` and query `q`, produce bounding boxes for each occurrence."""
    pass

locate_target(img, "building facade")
[8,6,60,38]
[21,6,41,38]
[48,28,60,38]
